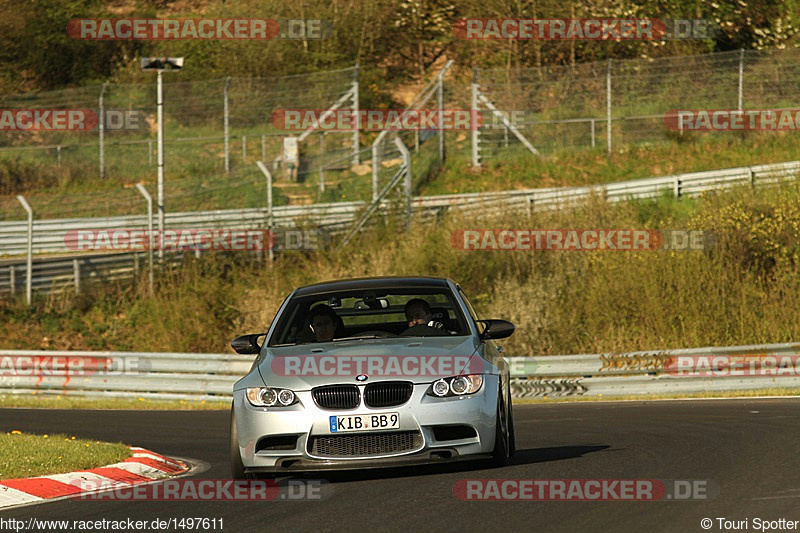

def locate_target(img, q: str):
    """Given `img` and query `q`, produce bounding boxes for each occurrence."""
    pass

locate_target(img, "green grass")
[0,395,230,411]
[423,132,800,195]
[0,431,131,480]
[2,127,800,221]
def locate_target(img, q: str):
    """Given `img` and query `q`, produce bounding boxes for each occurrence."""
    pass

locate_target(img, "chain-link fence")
[472,48,800,163]
[0,66,360,219]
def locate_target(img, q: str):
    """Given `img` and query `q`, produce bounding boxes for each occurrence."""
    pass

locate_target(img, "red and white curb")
[0,447,189,510]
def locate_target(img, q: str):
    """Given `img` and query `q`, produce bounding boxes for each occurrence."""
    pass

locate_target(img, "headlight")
[432,379,450,397]
[427,374,483,397]
[246,387,297,407]
[278,389,295,406]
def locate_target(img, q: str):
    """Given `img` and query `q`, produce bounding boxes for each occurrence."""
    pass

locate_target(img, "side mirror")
[231,333,265,355]
[478,320,515,340]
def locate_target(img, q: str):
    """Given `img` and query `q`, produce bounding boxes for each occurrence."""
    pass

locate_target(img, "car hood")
[255,336,486,389]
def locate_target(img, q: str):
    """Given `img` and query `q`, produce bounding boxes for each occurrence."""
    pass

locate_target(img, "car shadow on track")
[277,445,611,484]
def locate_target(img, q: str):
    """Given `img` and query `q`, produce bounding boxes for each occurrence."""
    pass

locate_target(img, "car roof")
[293,276,455,297]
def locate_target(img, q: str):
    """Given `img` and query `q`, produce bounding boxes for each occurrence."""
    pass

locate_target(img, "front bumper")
[233,378,499,473]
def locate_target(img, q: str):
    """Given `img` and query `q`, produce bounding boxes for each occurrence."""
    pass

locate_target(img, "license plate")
[329,412,399,433]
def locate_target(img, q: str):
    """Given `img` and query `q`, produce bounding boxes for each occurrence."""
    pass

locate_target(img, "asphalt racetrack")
[2,398,799,533]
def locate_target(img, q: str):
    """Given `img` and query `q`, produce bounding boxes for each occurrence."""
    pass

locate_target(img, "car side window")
[458,288,483,334]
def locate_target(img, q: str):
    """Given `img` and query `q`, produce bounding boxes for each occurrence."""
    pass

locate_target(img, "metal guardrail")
[0,160,798,295]
[510,342,800,398]
[1,342,798,401]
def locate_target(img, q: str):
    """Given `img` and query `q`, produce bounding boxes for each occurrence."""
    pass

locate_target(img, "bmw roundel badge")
[355,374,368,382]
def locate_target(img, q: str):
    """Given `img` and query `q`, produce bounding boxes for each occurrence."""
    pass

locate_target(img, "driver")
[307,304,341,342]
[400,298,448,336]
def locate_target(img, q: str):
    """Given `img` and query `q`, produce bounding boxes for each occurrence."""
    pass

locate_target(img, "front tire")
[490,385,510,467]
[230,404,248,480]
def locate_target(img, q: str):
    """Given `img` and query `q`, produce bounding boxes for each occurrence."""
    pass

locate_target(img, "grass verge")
[0,395,230,411]
[0,431,131,480]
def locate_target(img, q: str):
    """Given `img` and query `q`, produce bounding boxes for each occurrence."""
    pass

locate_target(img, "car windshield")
[267,288,470,346]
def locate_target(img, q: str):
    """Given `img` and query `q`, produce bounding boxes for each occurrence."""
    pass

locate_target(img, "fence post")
[351,64,360,165]
[371,142,379,202]
[606,59,612,155]
[135,184,154,296]
[438,73,445,162]
[394,137,412,226]
[319,133,325,194]
[56,146,61,167]
[471,68,480,167]
[261,134,266,162]
[99,82,108,179]
[224,76,231,173]
[73,259,80,294]
[16,195,33,306]
[242,135,247,163]
[148,140,153,165]
[590,119,596,148]
[738,48,744,111]
[9,266,15,296]
[256,161,274,266]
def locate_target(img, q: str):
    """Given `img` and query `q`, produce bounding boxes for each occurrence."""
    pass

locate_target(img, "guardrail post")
[749,167,755,187]
[73,258,80,294]
[673,175,681,198]
[16,195,33,306]
[135,184,154,296]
